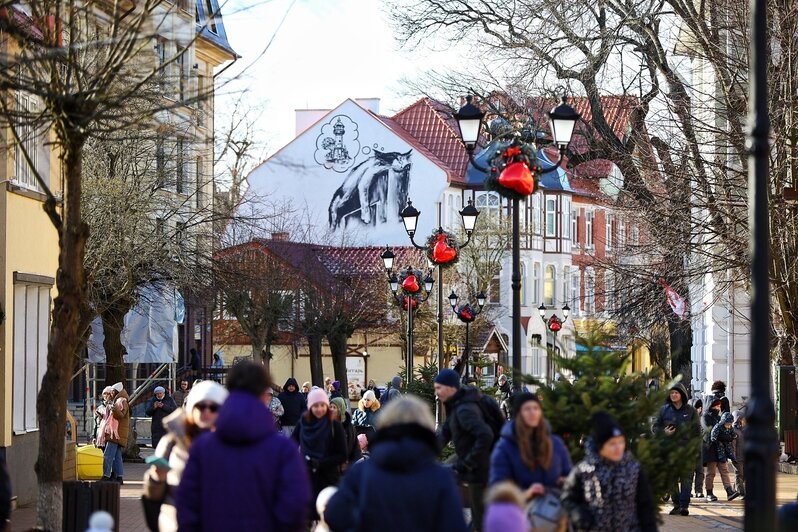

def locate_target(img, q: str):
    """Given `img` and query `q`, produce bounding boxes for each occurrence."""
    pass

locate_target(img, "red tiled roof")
[388,98,471,185]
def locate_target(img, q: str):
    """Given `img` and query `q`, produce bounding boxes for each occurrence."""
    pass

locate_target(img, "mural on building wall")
[328,148,413,229]
[315,115,360,172]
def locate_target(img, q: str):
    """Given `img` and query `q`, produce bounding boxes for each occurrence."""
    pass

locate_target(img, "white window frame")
[532,193,542,235]
[570,270,581,317]
[562,198,571,239]
[562,266,570,304]
[545,197,557,237]
[475,191,501,219]
[12,276,52,434]
[604,270,615,314]
[13,92,45,191]
[605,213,614,251]
[543,265,556,306]
[585,268,596,314]
[585,211,594,249]
[618,219,626,250]
[571,209,579,246]
[532,262,540,305]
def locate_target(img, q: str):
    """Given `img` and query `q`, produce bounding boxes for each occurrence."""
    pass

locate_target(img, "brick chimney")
[270,232,289,241]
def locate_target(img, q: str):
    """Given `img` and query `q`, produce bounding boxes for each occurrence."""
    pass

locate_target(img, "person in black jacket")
[710,380,731,413]
[278,377,306,437]
[562,412,657,532]
[293,387,347,520]
[435,369,493,532]
[330,397,361,469]
[652,382,699,516]
[145,385,177,450]
[496,375,512,419]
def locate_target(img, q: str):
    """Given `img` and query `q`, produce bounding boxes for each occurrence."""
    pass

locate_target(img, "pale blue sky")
[219,0,459,153]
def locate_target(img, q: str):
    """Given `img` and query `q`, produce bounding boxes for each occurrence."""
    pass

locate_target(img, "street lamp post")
[454,95,579,392]
[380,249,434,385]
[449,291,486,382]
[538,303,570,382]
[745,0,777,529]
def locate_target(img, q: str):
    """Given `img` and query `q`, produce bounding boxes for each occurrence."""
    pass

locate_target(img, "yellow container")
[76,444,104,480]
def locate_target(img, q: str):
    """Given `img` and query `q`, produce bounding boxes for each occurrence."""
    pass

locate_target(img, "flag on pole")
[658,278,688,319]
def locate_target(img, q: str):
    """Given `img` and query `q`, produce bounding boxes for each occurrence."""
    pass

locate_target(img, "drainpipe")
[727,273,735,407]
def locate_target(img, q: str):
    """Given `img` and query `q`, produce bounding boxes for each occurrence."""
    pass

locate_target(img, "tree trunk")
[308,332,324,387]
[36,141,89,531]
[327,330,349,386]
[101,304,128,388]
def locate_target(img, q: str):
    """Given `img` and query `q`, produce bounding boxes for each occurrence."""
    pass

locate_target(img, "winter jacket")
[175,391,311,531]
[341,410,362,466]
[145,394,177,441]
[278,378,307,427]
[353,398,381,441]
[652,382,699,443]
[562,445,657,532]
[172,389,188,408]
[489,420,572,488]
[380,376,402,407]
[325,423,468,532]
[710,412,737,463]
[109,389,130,447]
[437,386,494,484]
[292,414,348,501]
[732,421,745,464]
[702,409,723,464]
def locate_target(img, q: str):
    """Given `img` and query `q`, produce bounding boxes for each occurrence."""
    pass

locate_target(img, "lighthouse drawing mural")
[315,115,360,172]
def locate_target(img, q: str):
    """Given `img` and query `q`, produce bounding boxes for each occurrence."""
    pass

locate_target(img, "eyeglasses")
[194,402,219,413]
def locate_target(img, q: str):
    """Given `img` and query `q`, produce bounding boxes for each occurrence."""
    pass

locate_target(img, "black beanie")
[511,392,541,419]
[591,411,624,450]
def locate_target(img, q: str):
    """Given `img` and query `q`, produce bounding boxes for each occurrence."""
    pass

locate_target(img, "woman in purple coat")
[176,361,311,531]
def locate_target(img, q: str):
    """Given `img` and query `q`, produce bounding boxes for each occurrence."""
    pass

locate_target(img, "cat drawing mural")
[328,149,412,229]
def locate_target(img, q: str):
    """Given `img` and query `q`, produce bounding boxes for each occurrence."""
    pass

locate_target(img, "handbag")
[526,488,565,532]
[141,496,161,531]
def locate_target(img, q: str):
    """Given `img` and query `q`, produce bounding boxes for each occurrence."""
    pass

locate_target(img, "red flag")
[658,278,688,319]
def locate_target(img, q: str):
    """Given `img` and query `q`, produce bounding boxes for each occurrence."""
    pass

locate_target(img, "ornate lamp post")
[455,95,579,391]
[538,303,570,382]
[449,291,486,383]
[380,248,434,385]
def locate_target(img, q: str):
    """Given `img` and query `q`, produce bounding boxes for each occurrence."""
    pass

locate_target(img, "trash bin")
[62,480,120,532]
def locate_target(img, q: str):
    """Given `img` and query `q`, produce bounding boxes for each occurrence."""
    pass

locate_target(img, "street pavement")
[9,463,798,531]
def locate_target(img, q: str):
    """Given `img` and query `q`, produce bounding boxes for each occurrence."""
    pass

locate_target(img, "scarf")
[299,415,331,460]
[573,448,641,532]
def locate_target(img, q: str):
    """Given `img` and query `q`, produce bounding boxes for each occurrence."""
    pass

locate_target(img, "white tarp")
[87,284,185,364]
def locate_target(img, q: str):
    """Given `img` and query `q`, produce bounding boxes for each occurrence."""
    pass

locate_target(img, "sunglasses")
[194,402,219,413]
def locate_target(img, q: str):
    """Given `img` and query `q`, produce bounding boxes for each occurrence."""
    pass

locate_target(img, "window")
[605,214,614,251]
[156,37,167,89]
[562,266,570,303]
[571,209,579,245]
[562,198,571,239]
[532,263,540,304]
[520,262,527,306]
[618,219,626,250]
[205,0,218,33]
[156,139,166,187]
[176,139,187,193]
[177,47,189,101]
[13,92,45,191]
[489,275,501,304]
[196,156,204,208]
[585,211,594,248]
[543,265,555,306]
[532,193,542,235]
[13,279,51,433]
[605,271,615,313]
[545,197,557,237]
[476,191,501,218]
[570,270,580,317]
[585,268,596,314]
[631,225,640,246]
[176,222,187,251]
[155,218,165,239]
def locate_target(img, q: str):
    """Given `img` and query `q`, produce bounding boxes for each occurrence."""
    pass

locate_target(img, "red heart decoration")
[403,297,418,310]
[432,233,457,264]
[460,308,472,321]
[402,274,420,293]
[497,162,534,196]
[548,317,562,332]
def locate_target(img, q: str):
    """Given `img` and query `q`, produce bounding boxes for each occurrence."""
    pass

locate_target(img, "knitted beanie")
[362,390,376,402]
[307,387,329,407]
[484,502,526,532]
[330,397,347,418]
[591,411,624,450]
[434,369,461,389]
[186,381,229,412]
[510,392,541,419]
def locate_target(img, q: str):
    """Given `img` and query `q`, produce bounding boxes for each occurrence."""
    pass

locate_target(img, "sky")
[218,0,460,157]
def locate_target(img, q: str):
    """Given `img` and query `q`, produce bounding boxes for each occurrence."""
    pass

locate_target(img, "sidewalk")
[9,466,798,531]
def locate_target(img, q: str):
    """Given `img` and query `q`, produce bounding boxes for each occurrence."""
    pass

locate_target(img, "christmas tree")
[527,330,700,503]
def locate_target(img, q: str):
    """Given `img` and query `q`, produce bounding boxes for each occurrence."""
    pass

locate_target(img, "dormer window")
[205,0,218,34]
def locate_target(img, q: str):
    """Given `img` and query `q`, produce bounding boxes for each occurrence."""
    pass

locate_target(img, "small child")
[483,481,527,532]
[355,433,370,463]
[732,409,746,497]
[711,411,737,464]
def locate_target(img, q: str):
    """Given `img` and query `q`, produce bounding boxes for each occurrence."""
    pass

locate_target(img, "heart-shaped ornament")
[497,162,534,196]
[459,307,473,321]
[402,274,420,293]
[432,234,457,264]
[403,297,418,310]
[548,317,562,332]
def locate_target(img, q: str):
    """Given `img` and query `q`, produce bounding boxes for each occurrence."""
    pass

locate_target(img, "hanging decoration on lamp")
[485,138,540,199]
[455,304,477,323]
[424,229,460,267]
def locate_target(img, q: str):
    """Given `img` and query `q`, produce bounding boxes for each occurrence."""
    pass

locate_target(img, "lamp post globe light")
[379,249,434,385]
[456,94,579,392]
[449,291,486,383]
[397,196,480,423]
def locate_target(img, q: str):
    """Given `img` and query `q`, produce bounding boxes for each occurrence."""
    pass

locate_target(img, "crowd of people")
[123,368,766,532]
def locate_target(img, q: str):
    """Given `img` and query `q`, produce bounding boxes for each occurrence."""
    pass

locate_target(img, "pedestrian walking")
[562,411,657,532]
[732,408,746,498]
[381,376,402,407]
[652,382,699,515]
[210,352,224,382]
[489,392,572,497]
[102,382,129,483]
[176,361,311,531]
[710,380,731,413]
[142,381,229,532]
[145,385,177,450]
[279,377,307,437]
[496,374,512,419]
[352,390,381,442]
[264,387,285,430]
[690,398,705,498]
[95,386,118,449]
[435,368,493,531]
[365,379,381,401]
[172,378,190,409]
[483,482,527,532]
[705,411,740,501]
[330,397,361,470]
[302,381,311,394]
[189,348,201,382]
[293,387,347,519]
[325,395,469,532]
[329,380,350,412]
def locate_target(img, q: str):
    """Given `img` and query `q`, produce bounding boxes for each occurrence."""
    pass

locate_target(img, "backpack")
[477,394,505,446]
